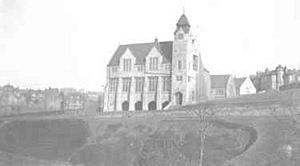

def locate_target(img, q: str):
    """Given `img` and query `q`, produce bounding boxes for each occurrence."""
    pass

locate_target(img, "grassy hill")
[0,114,299,166]
[0,89,299,166]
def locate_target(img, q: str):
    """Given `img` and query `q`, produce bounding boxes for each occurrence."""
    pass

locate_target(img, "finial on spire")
[182,0,186,14]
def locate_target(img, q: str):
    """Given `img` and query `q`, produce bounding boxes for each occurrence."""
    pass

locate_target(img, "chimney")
[154,37,161,51]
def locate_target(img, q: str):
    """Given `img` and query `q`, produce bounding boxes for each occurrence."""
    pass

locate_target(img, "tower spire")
[182,0,186,14]
[174,13,191,34]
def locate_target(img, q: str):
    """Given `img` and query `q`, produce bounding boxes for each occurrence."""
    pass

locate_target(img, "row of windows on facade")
[123,57,159,72]
[112,55,198,73]
[176,75,195,82]
[214,89,225,96]
[177,55,198,71]
[109,77,171,92]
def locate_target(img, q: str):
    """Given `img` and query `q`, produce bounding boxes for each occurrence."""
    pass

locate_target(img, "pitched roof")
[108,41,173,66]
[234,77,247,89]
[204,68,210,73]
[176,14,190,27]
[211,75,231,89]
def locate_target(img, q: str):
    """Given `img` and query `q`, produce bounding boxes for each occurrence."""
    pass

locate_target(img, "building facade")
[251,65,300,92]
[234,77,256,95]
[104,14,211,112]
[283,68,300,85]
[210,75,236,99]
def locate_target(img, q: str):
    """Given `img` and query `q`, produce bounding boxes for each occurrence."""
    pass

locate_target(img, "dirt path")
[214,119,258,160]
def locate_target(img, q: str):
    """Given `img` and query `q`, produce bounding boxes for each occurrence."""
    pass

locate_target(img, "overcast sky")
[0,0,300,91]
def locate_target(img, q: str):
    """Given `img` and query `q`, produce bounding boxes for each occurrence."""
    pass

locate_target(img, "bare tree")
[189,104,216,166]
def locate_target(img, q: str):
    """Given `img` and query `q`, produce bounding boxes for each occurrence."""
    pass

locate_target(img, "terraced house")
[104,14,211,112]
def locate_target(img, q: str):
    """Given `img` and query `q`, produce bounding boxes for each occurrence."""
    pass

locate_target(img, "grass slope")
[70,117,256,166]
[0,119,89,162]
[225,116,300,166]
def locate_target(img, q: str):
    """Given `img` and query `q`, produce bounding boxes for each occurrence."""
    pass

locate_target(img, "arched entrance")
[161,101,170,109]
[175,92,183,105]
[148,101,157,110]
[122,101,129,111]
[135,101,143,111]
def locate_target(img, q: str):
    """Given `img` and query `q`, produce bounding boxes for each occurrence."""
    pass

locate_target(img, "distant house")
[234,77,256,95]
[210,75,236,99]
[44,88,61,111]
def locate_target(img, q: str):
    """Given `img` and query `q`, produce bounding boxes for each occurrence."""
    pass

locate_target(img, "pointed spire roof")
[175,14,191,34]
[176,14,190,27]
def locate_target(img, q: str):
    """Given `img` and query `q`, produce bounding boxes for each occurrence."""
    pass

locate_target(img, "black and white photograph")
[0,0,300,165]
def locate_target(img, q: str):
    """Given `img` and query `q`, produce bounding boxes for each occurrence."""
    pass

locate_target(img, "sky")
[0,0,300,91]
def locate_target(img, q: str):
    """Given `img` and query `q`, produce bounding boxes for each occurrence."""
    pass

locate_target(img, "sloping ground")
[181,89,300,110]
[69,117,257,166]
[0,88,299,166]
[0,114,299,166]
[0,116,257,166]
[0,119,89,162]
[225,116,300,166]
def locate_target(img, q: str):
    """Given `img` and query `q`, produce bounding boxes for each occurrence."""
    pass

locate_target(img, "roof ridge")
[121,40,173,46]
[108,40,173,66]
[211,74,231,76]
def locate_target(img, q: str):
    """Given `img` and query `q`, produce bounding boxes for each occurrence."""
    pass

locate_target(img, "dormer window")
[123,59,132,72]
[149,57,158,71]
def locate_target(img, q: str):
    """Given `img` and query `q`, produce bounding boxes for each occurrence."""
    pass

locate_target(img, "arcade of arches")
[121,100,171,111]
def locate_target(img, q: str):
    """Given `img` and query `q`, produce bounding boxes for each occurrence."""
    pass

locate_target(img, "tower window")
[193,55,198,71]
[192,91,195,101]
[176,75,183,81]
[178,34,184,40]
[178,60,182,70]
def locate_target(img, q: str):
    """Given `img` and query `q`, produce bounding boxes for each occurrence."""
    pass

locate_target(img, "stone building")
[251,65,300,92]
[234,76,256,95]
[210,75,236,99]
[104,14,211,112]
[283,68,300,85]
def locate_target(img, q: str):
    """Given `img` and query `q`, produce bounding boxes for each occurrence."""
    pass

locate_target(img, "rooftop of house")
[211,75,231,89]
[108,40,173,67]
[234,77,247,89]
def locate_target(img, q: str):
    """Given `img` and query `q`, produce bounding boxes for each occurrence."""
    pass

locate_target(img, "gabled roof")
[108,41,173,66]
[211,75,231,89]
[234,77,247,89]
[204,68,210,73]
[176,14,190,27]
